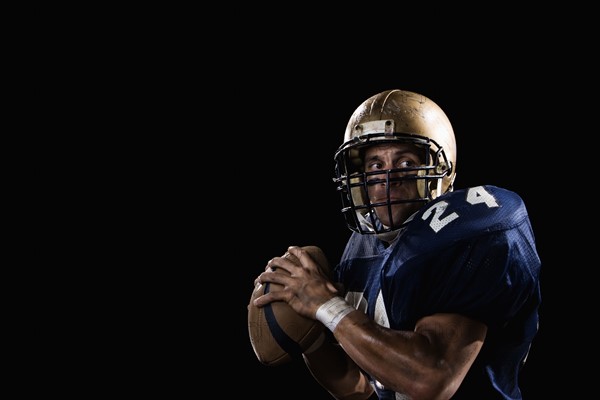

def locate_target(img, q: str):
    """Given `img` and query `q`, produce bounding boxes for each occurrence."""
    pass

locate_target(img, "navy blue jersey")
[335,185,541,400]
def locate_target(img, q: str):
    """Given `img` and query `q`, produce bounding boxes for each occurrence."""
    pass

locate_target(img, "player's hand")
[254,246,339,319]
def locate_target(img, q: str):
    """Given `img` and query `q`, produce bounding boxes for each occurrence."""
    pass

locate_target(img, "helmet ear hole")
[417,170,445,200]
[438,161,456,195]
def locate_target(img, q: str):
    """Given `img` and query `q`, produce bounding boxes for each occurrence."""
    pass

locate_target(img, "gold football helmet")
[333,89,457,235]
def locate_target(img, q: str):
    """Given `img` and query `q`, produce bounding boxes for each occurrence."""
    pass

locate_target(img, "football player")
[254,89,541,400]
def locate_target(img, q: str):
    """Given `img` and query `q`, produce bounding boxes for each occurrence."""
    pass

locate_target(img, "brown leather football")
[247,246,330,366]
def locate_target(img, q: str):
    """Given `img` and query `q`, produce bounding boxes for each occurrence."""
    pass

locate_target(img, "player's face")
[363,143,423,228]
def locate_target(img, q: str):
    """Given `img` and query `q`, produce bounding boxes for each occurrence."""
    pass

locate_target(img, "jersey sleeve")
[413,227,540,330]
[385,185,542,331]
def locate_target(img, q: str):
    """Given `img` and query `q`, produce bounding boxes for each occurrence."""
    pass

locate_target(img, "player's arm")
[330,307,487,400]
[255,246,486,399]
[302,331,374,400]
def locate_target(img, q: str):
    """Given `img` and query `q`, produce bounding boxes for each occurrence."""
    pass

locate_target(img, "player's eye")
[366,161,383,171]
[398,159,418,168]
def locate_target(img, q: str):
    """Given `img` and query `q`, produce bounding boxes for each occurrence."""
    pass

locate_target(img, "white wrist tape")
[315,297,354,332]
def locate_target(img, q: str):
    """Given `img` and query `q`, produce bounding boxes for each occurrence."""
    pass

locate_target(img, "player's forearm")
[302,332,374,400]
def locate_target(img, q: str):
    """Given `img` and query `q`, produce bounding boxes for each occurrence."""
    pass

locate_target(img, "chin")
[376,209,414,229]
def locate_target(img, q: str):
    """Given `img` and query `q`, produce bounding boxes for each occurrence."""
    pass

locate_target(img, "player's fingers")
[266,255,300,274]
[257,268,291,286]
[255,257,285,286]
[288,246,327,273]
[287,246,310,266]
[253,283,289,307]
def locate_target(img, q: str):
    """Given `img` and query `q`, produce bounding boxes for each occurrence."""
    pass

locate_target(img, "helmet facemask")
[333,132,453,235]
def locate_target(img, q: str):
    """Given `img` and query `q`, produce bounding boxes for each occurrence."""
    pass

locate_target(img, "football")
[247,246,331,366]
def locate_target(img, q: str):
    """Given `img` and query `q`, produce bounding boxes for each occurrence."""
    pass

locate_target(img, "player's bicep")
[415,313,487,377]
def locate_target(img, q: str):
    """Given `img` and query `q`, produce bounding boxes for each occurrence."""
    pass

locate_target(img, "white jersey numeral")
[421,186,498,233]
